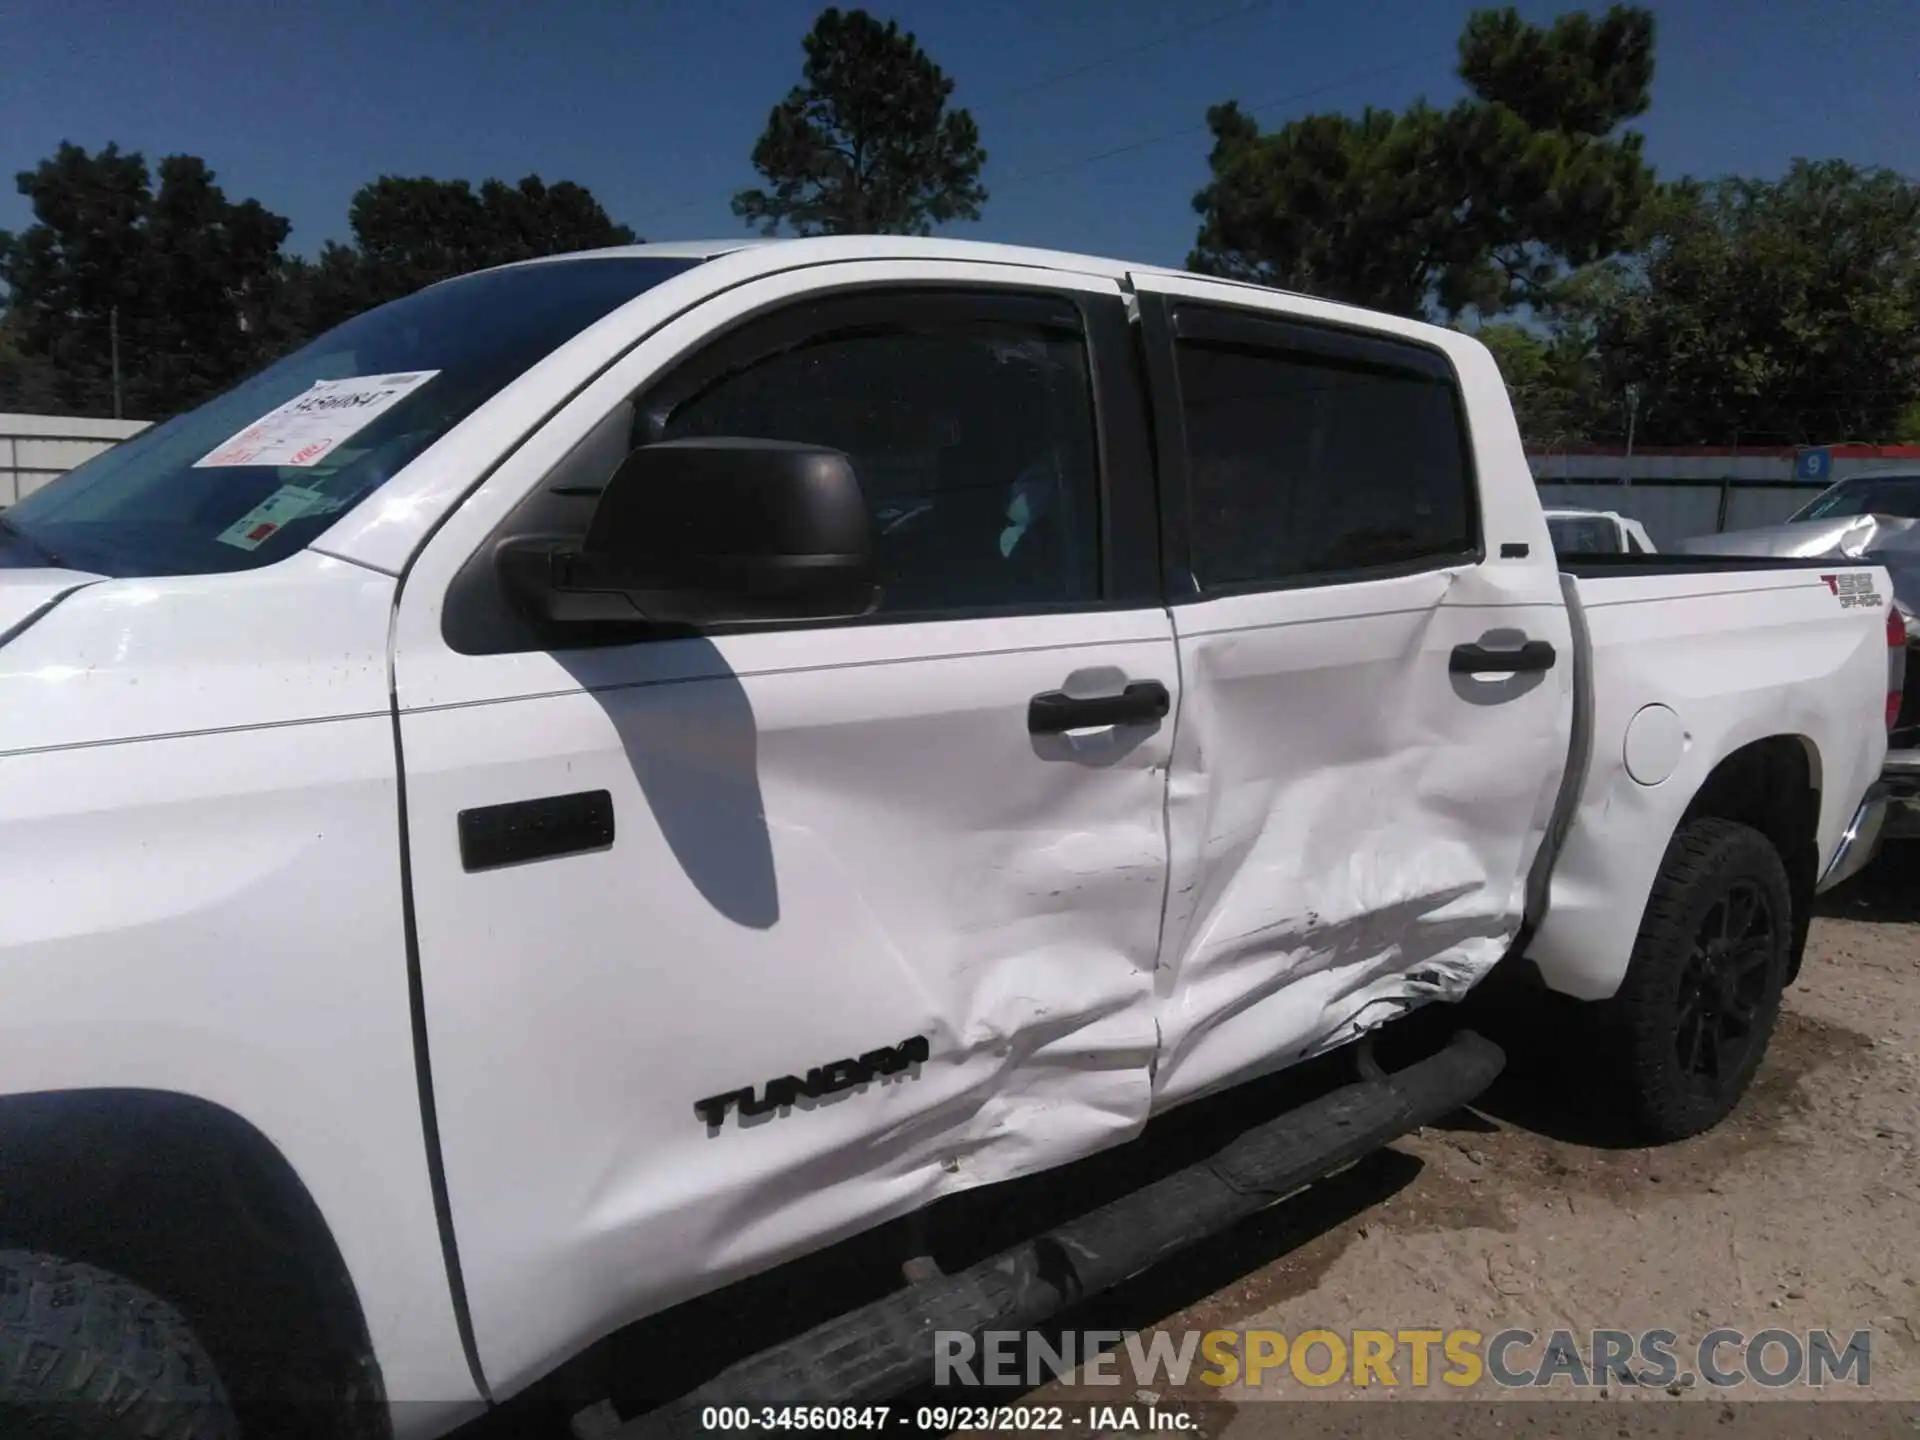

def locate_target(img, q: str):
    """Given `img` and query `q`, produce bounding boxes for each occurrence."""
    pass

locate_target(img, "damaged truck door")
[1131,275,1575,1107]
[391,264,1177,1394]
[398,261,1578,1395]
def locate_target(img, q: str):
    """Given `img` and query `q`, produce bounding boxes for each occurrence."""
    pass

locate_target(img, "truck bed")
[1559,553,1855,578]
[1522,556,1893,1000]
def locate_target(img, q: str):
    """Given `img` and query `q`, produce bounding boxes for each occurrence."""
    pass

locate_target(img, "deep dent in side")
[1515,561,1888,1002]
[1514,733,1822,998]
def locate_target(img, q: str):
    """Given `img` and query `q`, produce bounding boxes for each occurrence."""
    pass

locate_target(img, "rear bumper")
[1818,780,1892,893]
[1882,748,1920,841]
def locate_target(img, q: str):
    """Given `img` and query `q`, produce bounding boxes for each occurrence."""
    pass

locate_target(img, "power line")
[626,7,1286,231]
[990,50,1447,193]
[629,192,734,230]
[628,44,1448,230]
[967,0,1280,108]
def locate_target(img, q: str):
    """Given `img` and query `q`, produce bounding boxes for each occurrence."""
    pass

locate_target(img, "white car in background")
[1544,506,1656,556]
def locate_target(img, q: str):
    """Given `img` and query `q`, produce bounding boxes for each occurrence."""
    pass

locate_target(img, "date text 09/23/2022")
[698,1406,1195,1432]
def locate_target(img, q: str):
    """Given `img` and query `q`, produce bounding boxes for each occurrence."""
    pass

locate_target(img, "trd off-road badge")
[695,1035,930,1129]
[1821,572,1884,609]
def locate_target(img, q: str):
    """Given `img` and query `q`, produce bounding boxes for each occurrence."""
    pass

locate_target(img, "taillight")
[1888,605,1907,731]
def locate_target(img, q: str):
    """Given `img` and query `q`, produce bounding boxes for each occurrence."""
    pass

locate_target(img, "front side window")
[2,256,699,578]
[647,313,1101,614]
[1174,334,1475,591]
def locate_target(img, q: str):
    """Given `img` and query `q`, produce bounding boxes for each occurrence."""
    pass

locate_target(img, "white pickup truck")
[0,238,1896,1440]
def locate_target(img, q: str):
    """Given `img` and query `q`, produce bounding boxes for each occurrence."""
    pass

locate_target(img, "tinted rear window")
[1175,337,1476,590]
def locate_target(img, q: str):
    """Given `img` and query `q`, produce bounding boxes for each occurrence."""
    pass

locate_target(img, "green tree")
[1896,397,1920,446]
[1190,6,1656,319]
[312,173,637,322]
[733,7,987,236]
[0,307,59,412]
[1581,161,1920,445]
[1476,320,1606,448]
[0,142,291,418]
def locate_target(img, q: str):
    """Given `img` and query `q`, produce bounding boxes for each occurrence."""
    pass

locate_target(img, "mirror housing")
[499,438,879,629]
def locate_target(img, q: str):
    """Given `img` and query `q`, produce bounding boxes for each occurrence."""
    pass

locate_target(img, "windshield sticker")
[214,485,340,552]
[193,371,440,469]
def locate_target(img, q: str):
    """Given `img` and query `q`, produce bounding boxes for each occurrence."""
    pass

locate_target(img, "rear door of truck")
[1127,272,1577,1106]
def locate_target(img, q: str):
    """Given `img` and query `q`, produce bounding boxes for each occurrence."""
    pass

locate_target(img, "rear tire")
[1595,818,1793,1142]
[0,1250,238,1440]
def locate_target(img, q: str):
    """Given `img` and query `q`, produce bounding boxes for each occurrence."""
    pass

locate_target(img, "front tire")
[0,1250,238,1440]
[1596,818,1793,1142]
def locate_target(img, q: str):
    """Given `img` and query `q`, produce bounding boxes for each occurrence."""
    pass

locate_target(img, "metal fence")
[1533,479,1822,548]
[0,413,151,506]
[1529,446,1920,548]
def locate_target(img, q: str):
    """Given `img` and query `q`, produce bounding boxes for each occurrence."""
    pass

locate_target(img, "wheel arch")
[0,1087,387,1437]
[1675,734,1822,985]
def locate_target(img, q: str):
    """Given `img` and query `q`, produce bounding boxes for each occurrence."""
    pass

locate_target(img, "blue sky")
[3,0,1916,268]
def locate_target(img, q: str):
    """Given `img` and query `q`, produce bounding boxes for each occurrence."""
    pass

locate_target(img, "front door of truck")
[390,260,1176,1393]
[1129,271,1575,1108]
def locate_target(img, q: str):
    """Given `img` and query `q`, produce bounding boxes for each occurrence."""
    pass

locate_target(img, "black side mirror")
[498,438,879,629]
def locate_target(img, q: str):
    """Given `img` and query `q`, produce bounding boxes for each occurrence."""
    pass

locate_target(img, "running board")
[612,1029,1504,1438]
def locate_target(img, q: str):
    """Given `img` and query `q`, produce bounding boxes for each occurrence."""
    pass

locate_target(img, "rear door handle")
[1449,639,1557,675]
[1028,680,1171,734]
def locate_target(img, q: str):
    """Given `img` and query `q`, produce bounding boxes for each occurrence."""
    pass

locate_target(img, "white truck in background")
[1544,505,1657,556]
[0,238,1896,1440]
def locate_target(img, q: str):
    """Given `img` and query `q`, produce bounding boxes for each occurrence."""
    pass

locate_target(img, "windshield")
[1546,515,1622,555]
[1,256,699,578]
[1790,474,1920,523]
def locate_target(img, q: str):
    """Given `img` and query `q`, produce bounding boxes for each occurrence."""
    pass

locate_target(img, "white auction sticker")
[214,485,338,552]
[194,371,439,469]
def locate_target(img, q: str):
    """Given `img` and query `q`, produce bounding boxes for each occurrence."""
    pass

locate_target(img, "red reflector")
[1889,607,1907,731]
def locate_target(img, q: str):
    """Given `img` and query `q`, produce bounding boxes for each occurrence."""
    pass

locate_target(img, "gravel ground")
[1003,845,1920,1438]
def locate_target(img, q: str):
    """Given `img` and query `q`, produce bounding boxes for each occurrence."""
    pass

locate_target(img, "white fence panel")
[0,413,150,505]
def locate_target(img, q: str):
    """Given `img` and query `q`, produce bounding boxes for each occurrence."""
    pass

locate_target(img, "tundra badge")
[695,1035,930,1128]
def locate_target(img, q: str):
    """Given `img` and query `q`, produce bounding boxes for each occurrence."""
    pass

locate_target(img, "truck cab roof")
[471,235,1330,313]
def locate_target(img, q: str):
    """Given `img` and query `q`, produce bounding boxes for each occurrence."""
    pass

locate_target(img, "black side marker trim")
[458,790,615,871]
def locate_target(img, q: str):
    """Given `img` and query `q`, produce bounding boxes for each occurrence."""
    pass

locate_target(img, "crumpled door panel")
[1151,568,1571,1107]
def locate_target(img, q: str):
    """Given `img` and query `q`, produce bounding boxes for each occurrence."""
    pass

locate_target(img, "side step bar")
[614,1029,1504,1438]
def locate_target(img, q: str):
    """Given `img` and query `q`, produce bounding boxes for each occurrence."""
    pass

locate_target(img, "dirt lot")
[1008,845,1920,1437]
